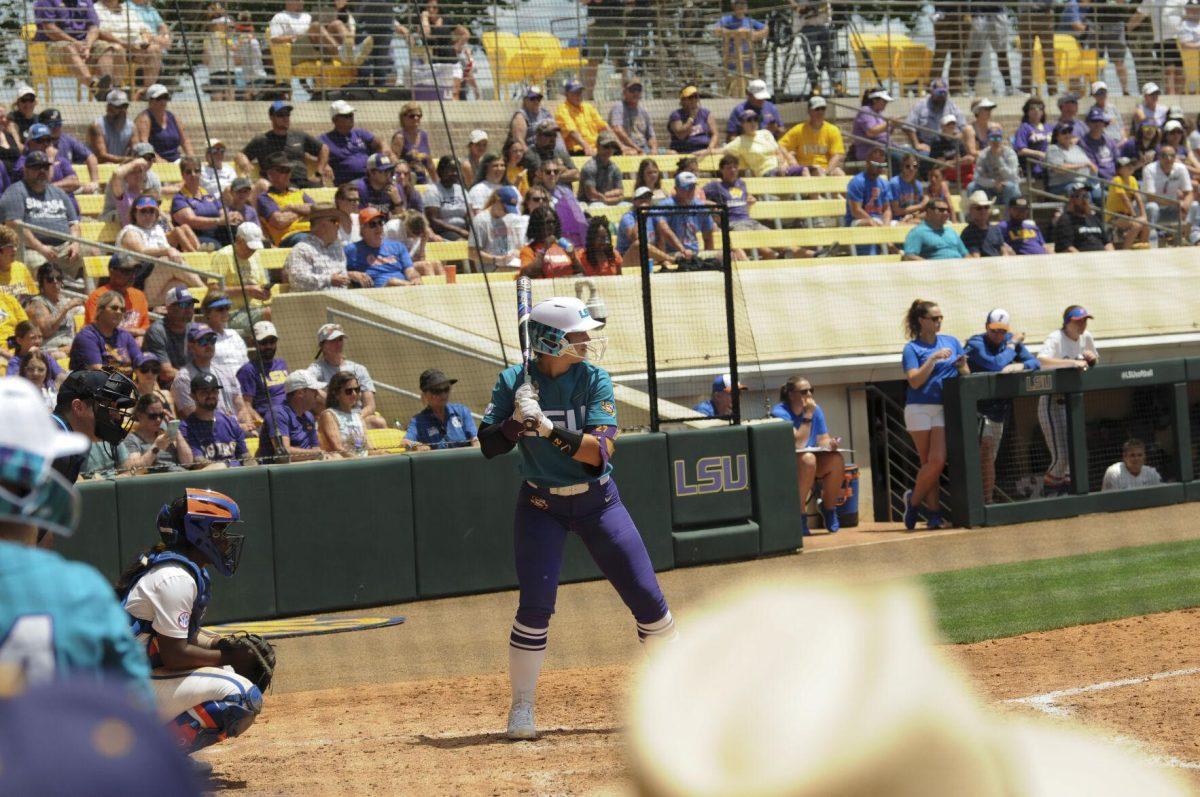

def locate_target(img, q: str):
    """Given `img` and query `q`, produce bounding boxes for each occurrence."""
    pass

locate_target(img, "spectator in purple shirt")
[391,103,434,184]
[236,320,288,428]
[69,290,142,377]
[224,176,259,227]
[1079,107,1118,182]
[320,99,381,187]
[40,108,99,194]
[852,87,893,162]
[33,0,113,101]
[353,152,413,217]
[257,368,323,462]
[133,84,192,163]
[1012,96,1050,180]
[170,156,234,247]
[668,86,718,155]
[16,124,80,209]
[179,371,249,466]
[983,196,1048,256]
[725,79,784,141]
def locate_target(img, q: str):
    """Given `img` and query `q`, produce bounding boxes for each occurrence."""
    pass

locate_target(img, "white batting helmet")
[529,297,606,360]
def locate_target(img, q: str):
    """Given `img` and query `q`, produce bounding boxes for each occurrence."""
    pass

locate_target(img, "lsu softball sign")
[673,454,749,495]
[667,427,754,527]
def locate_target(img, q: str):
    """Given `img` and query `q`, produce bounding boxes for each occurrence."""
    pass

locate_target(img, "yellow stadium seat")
[1052,34,1106,87]
[77,194,104,216]
[84,255,109,280]
[575,153,724,177]
[257,248,291,271]
[482,31,526,89]
[79,221,121,244]
[308,187,337,203]
[366,427,407,452]
[1185,49,1200,93]
[269,40,355,91]
[245,436,259,458]
[425,240,469,263]
[23,23,87,102]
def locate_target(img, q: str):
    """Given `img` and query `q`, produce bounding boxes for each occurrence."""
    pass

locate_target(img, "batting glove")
[515,396,553,437]
[515,382,539,403]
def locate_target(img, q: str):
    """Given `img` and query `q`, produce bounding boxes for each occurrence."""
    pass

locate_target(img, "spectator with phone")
[123,393,192,472]
[770,376,844,534]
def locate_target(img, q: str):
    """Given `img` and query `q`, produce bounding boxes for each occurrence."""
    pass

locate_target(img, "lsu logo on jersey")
[543,407,584,432]
[600,400,615,416]
[673,454,749,496]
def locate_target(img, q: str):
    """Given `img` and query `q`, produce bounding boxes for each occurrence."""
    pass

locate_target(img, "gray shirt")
[0,181,80,244]
[606,101,655,152]
[306,356,374,412]
[124,430,186,471]
[143,319,191,368]
[423,182,470,232]
[1045,144,1094,189]
[905,99,966,145]
[578,157,624,201]
[171,362,240,419]
[100,170,162,223]
[284,236,348,292]
[471,211,523,267]
[974,146,1021,189]
[26,294,77,349]
[94,114,135,159]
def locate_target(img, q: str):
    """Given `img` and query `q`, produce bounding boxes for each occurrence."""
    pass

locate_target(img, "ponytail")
[904,299,937,339]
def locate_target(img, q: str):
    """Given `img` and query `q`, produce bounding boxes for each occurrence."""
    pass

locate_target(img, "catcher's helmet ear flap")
[157,497,187,545]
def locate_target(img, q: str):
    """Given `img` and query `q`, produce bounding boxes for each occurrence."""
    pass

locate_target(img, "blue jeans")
[967,181,1021,205]
[1049,179,1102,207]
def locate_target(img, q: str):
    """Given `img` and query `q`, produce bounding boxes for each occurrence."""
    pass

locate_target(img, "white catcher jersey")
[1040,329,1098,364]
[1101,462,1163,491]
[123,562,198,642]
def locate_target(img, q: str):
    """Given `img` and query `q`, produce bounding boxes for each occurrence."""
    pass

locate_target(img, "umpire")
[51,368,138,484]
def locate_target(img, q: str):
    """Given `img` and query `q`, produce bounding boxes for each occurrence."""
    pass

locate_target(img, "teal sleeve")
[482,369,516,425]
[81,568,154,708]
[584,368,618,427]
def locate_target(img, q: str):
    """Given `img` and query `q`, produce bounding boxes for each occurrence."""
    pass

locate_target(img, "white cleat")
[506,701,537,740]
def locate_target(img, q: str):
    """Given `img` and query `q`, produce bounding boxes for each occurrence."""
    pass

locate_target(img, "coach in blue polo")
[405,368,478,449]
[901,197,969,260]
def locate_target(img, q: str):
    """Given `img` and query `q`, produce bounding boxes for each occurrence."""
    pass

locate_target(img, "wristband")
[547,426,583,458]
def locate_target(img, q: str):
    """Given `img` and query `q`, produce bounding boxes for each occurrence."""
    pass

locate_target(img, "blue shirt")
[656,196,714,254]
[693,399,716,417]
[482,361,617,487]
[406,403,478,449]
[902,221,969,260]
[964,331,1040,421]
[844,172,891,224]
[902,335,964,406]
[887,175,923,210]
[769,402,828,447]
[616,209,656,257]
[726,100,783,137]
[258,402,317,459]
[344,239,415,287]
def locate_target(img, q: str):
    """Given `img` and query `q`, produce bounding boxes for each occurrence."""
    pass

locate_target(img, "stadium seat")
[23,23,87,102]
[79,221,121,244]
[481,31,525,94]
[258,248,291,271]
[365,427,407,452]
[1052,34,1106,87]
[574,153,724,176]
[269,40,355,92]
[308,187,337,203]
[95,162,182,185]
[245,436,259,458]
[1185,49,1200,93]
[76,194,104,217]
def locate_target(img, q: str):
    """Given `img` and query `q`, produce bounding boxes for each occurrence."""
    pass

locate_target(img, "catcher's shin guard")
[172,685,263,753]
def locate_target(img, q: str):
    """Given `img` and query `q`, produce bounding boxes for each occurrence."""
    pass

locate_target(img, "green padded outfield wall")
[114,468,277,624]
[748,421,805,554]
[58,481,122,583]
[268,457,416,615]
[666,426,753,526]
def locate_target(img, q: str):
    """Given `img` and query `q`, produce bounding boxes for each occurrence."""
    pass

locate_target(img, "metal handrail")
[325,307,507,367]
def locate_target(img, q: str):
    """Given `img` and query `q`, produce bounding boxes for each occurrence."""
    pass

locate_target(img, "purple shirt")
[5,354,64,383]
[1012,121,1051,176]
[1078,133,1117,180]
[726,100,783,137]
[395,128,432,183]
[68,323,142,373]
[180,411,247,464]
[702,178,752,222]
[353,177,422,215]
[54,132,92,164]
[992,218,1048,255]
[320,127,376,186]
[141,110,182,162]
[236,356,288,417]
[668,107,713,153]
[852,106,889,160]
[227,201,259,226]
[170,187,222,221]
[34,0,99,41]
[255,189,314,225]
[14,149,76,183]
[258,403,317,460]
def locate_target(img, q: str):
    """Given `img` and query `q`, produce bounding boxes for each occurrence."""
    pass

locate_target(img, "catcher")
[117,488,274,765]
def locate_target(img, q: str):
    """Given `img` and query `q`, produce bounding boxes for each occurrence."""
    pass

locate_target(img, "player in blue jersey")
[116,488,266,764]
[0,376,153,704]
[479,296,676,740]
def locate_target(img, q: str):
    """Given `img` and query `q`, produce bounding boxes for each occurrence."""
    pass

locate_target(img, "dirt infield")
[205,506,1200,794]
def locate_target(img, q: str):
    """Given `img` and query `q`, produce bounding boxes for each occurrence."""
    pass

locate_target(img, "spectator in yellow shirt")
[723,109,800,177]
[0,290,29,368]
[555,79,608,156]
[211,221,272,329]
[0,227,37,300]
[1105,156,1150,249]
[778,97,846,176]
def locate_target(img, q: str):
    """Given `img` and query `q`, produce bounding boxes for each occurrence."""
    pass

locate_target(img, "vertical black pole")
[637,206,660,432]
[1171,382,1193,484]
[721,205,740,425]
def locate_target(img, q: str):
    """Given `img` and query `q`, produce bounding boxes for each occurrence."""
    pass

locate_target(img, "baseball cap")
[146,83,170,100]
[330,99,355,116]
[495,185,520,213]
[38,108,62,128]
[1143,81,1161,95]
[366,152,394,171]
[675,171,698,189]
[206,138,225,151]
[202,295,233,311]
[564,78,584,94]
[867,88,894,102]
[809,96,827,110]
[1064,306,1094,323]
[358,206,384,226]
[133,194,158,211]
[971,97,996,111]
[269,99,293,115]
[252,320,278,342]
[987,127,1004,141]
[968,190,993,208]
[1086,107,1107,123]
[596,129,619,150]
[929,78,948,96]
[985,308,1011,332]
[137,351,161,368]
[633,186,655,201]
[22,150,50,167]
[236,221,265,250]
[27,123,51,141]
[106,88,129,106]
[1053,122,1076,137]
[1008,195,1030,209]
[623,75,644,90]
[524,85,544,99]
[231,176,253,192]
[14,82,36,100]
[940,113,958,127]
[190,372,222,392]
[165,286,195,305]
[317,322,346,344]
[712,373,748,392]
[284,369,322,394]
[469,129,489,145]
[1116,155,1134,167]
[132,142,156,158]
[1091,80,1108,95]
[738,108,760,123]
[187,323,215,342]
[419,368,457,391]
[680,85,700,99]
[1057,92,1079,106]
[0,376,89,466]
[1169,105,1186,120]
[534,118,559,135]
[747,79,771,100]
[1068,179,1091,195]
[264,152,290,172]
[1164,119,1184,133]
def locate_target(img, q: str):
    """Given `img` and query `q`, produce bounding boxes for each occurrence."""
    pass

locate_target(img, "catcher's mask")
[158,488,244,577]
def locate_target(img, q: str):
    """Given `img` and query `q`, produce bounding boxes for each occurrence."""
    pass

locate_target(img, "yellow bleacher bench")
[573,153,725,176]
[365,427,408,452]
[258,248,292,271]
[79,221,121,244]
[96,162,182,185]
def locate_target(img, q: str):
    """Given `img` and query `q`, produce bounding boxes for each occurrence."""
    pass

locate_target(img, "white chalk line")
[1005,666,1200,770]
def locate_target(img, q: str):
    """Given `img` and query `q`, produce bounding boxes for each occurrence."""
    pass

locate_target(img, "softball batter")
[1036,306,1098,495]
[479,296,676,740]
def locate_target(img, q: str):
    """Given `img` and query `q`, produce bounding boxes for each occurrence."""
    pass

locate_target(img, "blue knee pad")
[220,685,263,738]
[176,686,263,753]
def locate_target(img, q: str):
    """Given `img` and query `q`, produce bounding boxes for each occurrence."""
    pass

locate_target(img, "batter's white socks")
[637,610,677,649]
[509,621,547,704]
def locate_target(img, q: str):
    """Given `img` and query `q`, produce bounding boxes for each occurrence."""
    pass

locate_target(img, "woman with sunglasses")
[502,137,530,195]
[131,351,175,418]
[70,290,143,377]
[391,103,433,184]
[900,299,968,530]
[518,206,581,279]
[9,86,39,143]
[25,263,82,356]
[1012,97,1049,183]
[133,85,193,163]
[171,156,241,249]
[889,153,927,223]
[770,376,845,533]
[116,194,204,306]
[123,393,193,472]
[17,349,58,408]
[317,371,369,458]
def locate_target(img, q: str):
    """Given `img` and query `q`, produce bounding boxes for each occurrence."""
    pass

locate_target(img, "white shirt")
[123,561,197,641]
[1142,160,1193,198]
[212,325,249,375]
[200,163,237,197]
[1039,328,1098,366]
[1140,0,1187,42]
[268,10,312,40]
[95,1,152,45]
[117,222,170,252]
[1101,461,1163,491]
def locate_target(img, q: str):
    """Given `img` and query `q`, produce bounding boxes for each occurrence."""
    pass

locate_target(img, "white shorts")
[150,665,255,720]
[904,403,945,432]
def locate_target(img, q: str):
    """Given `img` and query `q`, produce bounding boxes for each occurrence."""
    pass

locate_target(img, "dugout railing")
[943,358,1198,528]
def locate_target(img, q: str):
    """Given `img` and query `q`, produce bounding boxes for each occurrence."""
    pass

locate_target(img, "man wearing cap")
[1128,81,1167,133]
[778,97,846,177]
[32,0,112,101]
[509,86,552,148]
[306,322,386,429]
[256,369,322,462]
[83,254,149,339]
[237,101,327,191]
[87,89,135,164]
[527,119,579,185]
[1079,107,1118,181]
[985,196,1049,256]
[713,0,767,93]
[320,100,381,187]
[352,153,413,218]
[285,203,371,292]
[607,76,656,155]
[617,186,671,269]
[224,176,260,227]
[1087,82,1127,147]
[903,80,965,153]
[211,222,271,329]
[958,191,997,257]
[143,286,195,384]
[345,207,420,286]
[668,86,718,155]
[470,186,522,271]
[100,144,160,225]
[578,131,625,208]
[555,79,608,157]
[655,172,716,260]
[0,148,83,276]
[1036,305,1098,494]
[1052,181,1114,252]
[964,309,1039,503]
[968,125,1021,206]
[455,129,488,187]
[405,368,477,449]
[725,79,784,141]
[179,371,249,466]
[843,147,892,255]
[902,199,969,261]
[41,108,100,194]
[200,291,248,379]
[1141,145,1193,237]
[52,367,138,486]
[1054,93,1089,141]
[171,324,247,421]
[257,151,316,247]
[14,125,82,204]
[237,321,289,428]
[694,373,747,418]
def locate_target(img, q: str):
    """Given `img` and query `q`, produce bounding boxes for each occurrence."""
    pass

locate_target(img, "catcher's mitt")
[217,632,276,691]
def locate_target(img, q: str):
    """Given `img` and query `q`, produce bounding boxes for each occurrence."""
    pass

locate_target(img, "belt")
[528,474,610,496]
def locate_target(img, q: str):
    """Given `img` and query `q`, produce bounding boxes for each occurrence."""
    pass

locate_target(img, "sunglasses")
[404,113,422,119]
[543,169,561,176]
[795,387,814,395]
[41,274,61,284]
[364,219,385,229]
[527,195,547,202]
[196,336,217,345]
[925,314,944,321]
[902,162,918,169]
[343,386,361,395]
[144,411,166,419]
[930,206,950,212]
[427,386,451,395]
[136,206,157,212]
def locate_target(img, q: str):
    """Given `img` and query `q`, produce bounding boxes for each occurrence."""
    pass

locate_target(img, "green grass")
[923,538,1200,644]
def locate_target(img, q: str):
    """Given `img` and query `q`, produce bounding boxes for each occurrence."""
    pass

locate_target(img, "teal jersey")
[0,541,154,705]
[483,361,618,487]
